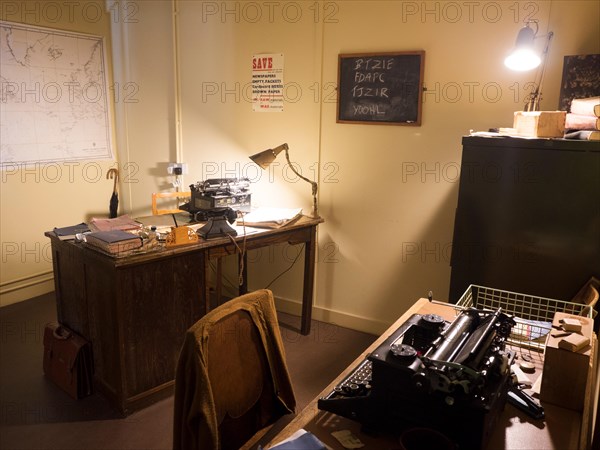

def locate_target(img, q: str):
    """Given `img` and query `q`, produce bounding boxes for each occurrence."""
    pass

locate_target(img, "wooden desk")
[45,216,322,414]
[268,298,598,450]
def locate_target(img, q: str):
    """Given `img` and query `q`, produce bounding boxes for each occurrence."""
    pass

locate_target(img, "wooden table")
[268,298,598,450]
[45,215,322,414]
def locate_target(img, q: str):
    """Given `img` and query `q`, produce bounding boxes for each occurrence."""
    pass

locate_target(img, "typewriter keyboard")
[330,359,373,398]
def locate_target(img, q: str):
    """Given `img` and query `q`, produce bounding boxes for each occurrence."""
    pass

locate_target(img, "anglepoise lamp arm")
[524,30,554,112]
[282,146,319,219]
[504,20,554,112]
[249,143,320,218]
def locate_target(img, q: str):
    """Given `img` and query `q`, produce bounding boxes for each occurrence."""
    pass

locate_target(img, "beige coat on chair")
[173,289,296,450]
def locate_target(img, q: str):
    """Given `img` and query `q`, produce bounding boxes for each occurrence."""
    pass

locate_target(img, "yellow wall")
[2,1,599,334]
[314,1,600,330]
[0,1,116,305]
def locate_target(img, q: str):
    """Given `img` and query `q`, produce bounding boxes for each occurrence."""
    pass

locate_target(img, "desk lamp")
[504,20,554,111]
[249,143,319,219]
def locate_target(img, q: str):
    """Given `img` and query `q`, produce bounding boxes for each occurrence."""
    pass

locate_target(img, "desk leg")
[301,226,317,335]
[216,257,222,306]
[204,256,212,312]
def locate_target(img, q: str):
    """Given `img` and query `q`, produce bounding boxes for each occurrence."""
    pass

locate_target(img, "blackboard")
[558,54,600,111]
[337,51,424,125]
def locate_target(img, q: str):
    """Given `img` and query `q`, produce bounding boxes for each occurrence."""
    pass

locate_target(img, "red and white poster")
[252,53,284,112]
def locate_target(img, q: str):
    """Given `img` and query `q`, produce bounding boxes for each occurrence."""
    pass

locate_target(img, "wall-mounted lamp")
[504,20,554,111]
[249,143,320,219]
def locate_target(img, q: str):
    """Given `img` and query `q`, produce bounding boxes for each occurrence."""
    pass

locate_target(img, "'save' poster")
[252,53,284,112]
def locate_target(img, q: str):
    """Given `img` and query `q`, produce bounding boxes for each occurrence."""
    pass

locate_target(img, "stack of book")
[564,96,600,141]
[85,230,142,255]
[53,223,91,240]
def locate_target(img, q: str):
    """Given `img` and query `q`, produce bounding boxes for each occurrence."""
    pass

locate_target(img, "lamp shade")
[504,23,541,71]
[249,143,288,169]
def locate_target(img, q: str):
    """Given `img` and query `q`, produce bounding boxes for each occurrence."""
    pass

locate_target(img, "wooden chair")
[151,191,191,215]
[173,289,296,450]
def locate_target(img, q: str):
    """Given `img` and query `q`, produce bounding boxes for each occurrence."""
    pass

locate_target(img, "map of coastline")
[0,21,113,166]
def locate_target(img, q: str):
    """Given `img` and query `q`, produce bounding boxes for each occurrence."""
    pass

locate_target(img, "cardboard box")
[513,111,567,138]
[540,312,593,411]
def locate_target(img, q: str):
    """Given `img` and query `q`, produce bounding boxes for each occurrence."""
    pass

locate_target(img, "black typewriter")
[179,178,251,238]
[318,308,516,450]
[188,178,251,218]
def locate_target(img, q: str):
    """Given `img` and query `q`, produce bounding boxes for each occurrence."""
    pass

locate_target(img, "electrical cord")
[265,243,305,289]
[226,235,246,286]
[208,243,305,292]
[207,211,305,292]
[207,259,238,292]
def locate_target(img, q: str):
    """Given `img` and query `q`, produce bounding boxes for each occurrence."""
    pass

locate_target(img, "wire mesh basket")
[456,285,593,351]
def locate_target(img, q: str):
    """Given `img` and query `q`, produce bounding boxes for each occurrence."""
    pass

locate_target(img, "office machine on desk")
[318,307,516,449]
[186,178,251,238]
[189,178,251,217]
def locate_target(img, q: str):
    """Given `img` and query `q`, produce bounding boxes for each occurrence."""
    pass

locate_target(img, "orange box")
[540,312,593,411]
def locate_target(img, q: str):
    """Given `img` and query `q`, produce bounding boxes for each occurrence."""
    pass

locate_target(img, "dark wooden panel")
[83,257,120,400]
[119,252,206,397]
[51,237,88,337]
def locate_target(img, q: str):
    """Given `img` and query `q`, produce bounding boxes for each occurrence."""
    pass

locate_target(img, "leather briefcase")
[43,322,94,399]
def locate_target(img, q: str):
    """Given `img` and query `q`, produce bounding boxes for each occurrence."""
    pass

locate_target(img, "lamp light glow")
[249,143,320,219]
[504,22,541,71]
[504,49,541,71]
[504,20,554,111]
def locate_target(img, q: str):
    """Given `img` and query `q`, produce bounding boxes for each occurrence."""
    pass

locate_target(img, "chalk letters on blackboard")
[337,52,425,125]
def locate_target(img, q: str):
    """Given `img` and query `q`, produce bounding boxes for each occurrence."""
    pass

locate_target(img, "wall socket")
[167,163,188,175]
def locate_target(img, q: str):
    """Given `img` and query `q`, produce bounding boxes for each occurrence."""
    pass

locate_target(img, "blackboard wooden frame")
[337,51,425,126]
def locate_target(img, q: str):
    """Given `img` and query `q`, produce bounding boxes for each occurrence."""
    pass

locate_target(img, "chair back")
[209,309,275,449]
[173,289,295,450]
